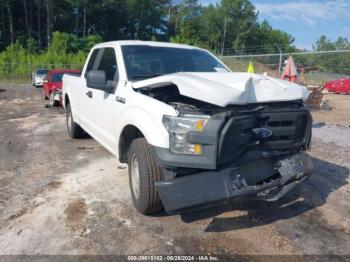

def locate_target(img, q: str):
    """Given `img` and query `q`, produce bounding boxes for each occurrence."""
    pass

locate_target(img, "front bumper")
[52,89,62,101]
[155,153,313,213]
[34,82,43,86]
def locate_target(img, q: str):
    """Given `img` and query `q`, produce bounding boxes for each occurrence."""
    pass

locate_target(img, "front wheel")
[66,103,85,138]
[128,138,163,214]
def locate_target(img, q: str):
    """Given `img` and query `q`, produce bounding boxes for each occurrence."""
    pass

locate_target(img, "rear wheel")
[66,103,85,138]
[128,138,163,214]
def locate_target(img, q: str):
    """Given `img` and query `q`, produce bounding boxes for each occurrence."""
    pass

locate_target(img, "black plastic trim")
[217,107,312,166]
[155,153,312,213]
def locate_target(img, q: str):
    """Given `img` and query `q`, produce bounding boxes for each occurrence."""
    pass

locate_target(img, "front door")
[83,47,121,154]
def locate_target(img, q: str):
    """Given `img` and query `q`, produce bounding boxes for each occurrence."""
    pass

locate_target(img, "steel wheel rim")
[131,154,140,199]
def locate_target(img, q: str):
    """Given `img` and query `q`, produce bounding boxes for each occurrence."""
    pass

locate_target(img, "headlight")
[162,115,210,155]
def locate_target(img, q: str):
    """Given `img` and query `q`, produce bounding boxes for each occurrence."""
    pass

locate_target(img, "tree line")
[1,0,349,81]
[0,0,296,54]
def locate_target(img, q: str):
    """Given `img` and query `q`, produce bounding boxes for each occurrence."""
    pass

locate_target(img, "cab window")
[85,49,99,77]
[96,48,119,82]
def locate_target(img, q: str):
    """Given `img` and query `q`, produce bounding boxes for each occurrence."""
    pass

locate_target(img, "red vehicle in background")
[43,69,81,106]
[324,77,350,94]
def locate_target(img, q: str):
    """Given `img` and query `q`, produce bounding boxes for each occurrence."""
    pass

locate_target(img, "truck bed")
[64,72,81,77]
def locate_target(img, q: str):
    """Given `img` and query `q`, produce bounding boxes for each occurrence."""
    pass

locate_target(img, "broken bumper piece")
[155,153,313,213]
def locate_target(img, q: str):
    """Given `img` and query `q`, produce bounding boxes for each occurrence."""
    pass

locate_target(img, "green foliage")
[84,34,103,52]
[313,35,350,51]
[26,38,38,54]
[250,21,296,54]
[1,0,298,55]
[309,36,350,75]
[0,32,98,79]
[3,0,348,81]
[47,31,102,54]
[48,32,72,54]
[168,0,295,54]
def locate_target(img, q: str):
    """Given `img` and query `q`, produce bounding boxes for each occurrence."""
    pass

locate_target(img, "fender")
[116,107,171,156]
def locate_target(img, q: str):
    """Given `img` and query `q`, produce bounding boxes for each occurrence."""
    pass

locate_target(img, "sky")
[199,0,350,50]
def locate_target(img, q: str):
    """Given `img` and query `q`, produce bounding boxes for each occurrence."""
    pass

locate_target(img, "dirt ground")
[311,93,350,127]
[0,85,349,257]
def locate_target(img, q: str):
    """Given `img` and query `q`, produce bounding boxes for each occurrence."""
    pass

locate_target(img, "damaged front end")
[138,84,313,213]
[155,153,313,213]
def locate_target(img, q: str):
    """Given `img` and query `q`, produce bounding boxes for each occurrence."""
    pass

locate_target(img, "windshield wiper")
[131,73,163,80]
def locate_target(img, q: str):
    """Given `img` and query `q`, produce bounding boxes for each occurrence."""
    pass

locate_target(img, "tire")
[128,138,163,214]
[66,103,85,138]
[49,92,59,107]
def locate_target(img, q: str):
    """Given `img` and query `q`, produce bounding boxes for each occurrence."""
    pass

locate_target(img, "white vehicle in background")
[32,69,48,87]
[63,41,313,214]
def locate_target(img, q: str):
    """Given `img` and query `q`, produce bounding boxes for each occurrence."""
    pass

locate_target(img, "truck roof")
[93,40,201,50]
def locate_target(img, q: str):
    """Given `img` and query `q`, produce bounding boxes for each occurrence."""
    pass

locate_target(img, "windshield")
[52,73,64,83]
[121,45,229,81]
[36,69,48,75]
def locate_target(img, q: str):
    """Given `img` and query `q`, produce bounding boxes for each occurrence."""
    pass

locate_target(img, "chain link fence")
[221,50,350,86]
[0,63,84,84]
[1,50,350,87]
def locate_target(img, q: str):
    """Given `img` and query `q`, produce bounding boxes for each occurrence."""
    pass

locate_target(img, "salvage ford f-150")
[63,41,313,214]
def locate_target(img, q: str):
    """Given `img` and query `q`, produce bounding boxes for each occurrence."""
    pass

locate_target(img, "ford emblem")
[252,128,273,139]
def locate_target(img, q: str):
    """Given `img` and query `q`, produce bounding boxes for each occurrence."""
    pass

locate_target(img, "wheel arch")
[116,107,170,164]
[64,93,70,109]
[118,125,145,163]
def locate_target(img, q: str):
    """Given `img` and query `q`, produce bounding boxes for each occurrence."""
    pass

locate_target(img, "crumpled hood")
[132,72,310,107]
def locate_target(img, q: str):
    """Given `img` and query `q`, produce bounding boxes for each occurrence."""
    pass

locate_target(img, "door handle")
[86,91,92,98]
[116,96,126,104]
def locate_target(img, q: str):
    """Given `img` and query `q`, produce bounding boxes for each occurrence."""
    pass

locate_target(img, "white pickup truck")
[63,41,313,214]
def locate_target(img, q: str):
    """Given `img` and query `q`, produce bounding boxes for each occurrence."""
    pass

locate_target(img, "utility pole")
[73,4,79,36]
[167,0,172,39]
[221,17,227,56]
[275,44,282,77]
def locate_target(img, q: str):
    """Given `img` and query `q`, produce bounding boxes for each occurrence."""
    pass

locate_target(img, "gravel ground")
[313,123,350,148]
[311,93,350,127]
[0,85,349,257]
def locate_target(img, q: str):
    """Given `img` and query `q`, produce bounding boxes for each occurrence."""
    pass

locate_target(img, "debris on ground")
[306,86,331,111]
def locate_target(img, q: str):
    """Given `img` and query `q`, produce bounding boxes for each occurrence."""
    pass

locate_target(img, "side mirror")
[86,70,114,93]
